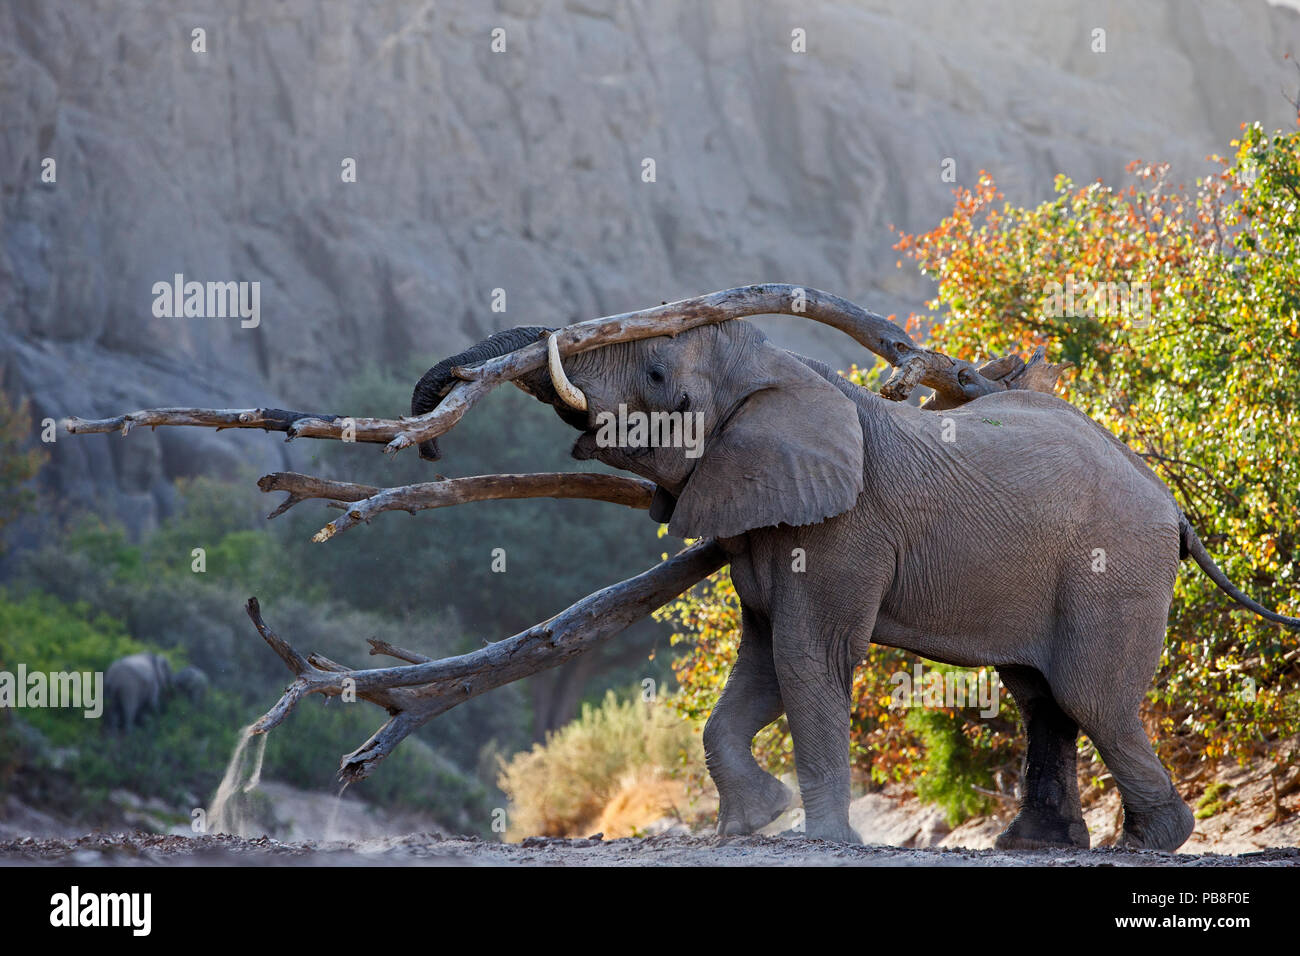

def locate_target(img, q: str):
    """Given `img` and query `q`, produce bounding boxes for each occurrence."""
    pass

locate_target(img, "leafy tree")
[894,123,1300,770]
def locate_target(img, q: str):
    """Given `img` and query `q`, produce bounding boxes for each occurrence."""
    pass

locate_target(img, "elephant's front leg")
[771,607,863,844]
[703,605,794,836]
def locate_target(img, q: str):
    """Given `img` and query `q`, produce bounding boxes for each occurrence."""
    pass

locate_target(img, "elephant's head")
[529,321,866,539]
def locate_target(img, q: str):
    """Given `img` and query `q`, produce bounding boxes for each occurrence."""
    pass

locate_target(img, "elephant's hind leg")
[1050,620,1194,851]
[704,605,793,836]
[1074,714,1193,851]
[994,665,1090,850]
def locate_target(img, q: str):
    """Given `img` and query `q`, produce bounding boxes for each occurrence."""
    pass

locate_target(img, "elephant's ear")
[668,347,864,539]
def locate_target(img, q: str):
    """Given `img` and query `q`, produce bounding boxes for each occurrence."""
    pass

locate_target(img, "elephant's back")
[959,390,1178,509]
[874,388,1183,657]
[884,387,1181,543]
[105,653,154,685]
[931,391,1183,576]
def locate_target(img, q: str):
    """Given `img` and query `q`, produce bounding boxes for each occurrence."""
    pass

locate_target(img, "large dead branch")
[245,537,727,781]
[448,285,1067,410]
[254,470,655,536]
[62,284,1068,455]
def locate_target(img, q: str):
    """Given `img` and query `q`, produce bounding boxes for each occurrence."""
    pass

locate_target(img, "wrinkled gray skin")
[104,653,172,730]
[173,666,209,703]
[418,321,1297,850]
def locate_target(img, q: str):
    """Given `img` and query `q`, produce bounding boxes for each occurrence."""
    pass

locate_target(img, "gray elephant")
[104,653,172,730]
[415,320,1298,850]
[173,666,209,703]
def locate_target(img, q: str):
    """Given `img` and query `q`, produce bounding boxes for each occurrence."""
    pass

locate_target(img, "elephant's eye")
[648,365,667,385]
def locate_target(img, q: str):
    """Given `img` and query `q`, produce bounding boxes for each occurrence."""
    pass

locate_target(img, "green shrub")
[1195,781,1234,820]
[894,125,1300,771]
[0,591,145,746]
[906,706,998,826]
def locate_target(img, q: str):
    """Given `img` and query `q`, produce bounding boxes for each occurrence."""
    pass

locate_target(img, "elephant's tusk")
[547,332,588,411]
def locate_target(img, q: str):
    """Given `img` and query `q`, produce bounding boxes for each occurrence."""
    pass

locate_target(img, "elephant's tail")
[1179,513,1300,630]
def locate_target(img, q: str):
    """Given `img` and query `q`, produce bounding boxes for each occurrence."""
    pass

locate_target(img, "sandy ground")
[2,756,1294,866]
[1,831,1297,866]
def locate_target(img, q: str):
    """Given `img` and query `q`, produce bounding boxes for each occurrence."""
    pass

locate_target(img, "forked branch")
[245,538,727,781]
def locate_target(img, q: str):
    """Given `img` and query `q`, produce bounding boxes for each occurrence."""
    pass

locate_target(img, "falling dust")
[324,782,351,842]
[207,724,268,837]
[207,723,357,842]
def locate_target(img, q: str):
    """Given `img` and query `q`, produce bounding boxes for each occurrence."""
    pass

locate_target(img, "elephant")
[104,653,173,731]
[173,666,209,703]
[414,320,1299,850]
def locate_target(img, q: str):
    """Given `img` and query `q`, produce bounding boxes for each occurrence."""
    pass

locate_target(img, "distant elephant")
[415,320,1299,850]
[104,653,172,730]
[173,666,209,703]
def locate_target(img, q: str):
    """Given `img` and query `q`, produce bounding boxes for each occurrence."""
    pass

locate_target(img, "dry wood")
[63,284,1068,457]
[920,347,1070,411]
[447,284,1066,398]
[254,470,655,537]
[62,406,324,437]
[244,538,727,781]
[61,381,494,450]
[366,638,432,664]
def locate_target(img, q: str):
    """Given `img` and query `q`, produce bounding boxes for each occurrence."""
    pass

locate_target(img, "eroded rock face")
[2,0,1297,530]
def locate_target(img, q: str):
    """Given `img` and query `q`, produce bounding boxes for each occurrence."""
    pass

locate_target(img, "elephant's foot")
[796,818,861,844]
[1118,793,1195,851]
[716,773,793,837]
[994,808,1090,850]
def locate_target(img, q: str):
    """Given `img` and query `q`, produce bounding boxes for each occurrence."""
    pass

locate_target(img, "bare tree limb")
[448,284,1067,412]
[253,470,654,537]
[920,347,1071,411]
[310,473,654,541]
[63,285,1069,457]
[62,407,329,437]
[255,473,383,519]
[366,638,432,664]
[61,379,494,450]
[245,537,727,781]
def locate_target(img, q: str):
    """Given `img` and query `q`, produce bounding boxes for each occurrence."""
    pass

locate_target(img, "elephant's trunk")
[411,326,557,461]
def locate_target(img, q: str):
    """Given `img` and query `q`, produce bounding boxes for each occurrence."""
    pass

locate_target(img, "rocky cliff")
[2,0,1297,530]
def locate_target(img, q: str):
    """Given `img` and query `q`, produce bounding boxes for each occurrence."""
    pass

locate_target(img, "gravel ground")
[2,832,1298,866]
